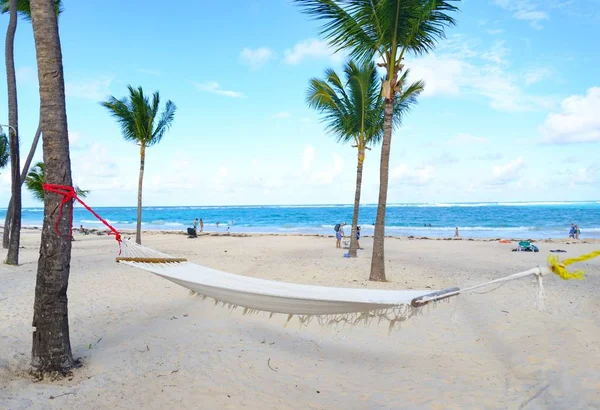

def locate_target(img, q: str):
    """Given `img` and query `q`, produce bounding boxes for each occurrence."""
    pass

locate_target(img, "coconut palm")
[3,0,21,264]
[295,0,460,281]
[25,162,89,201]
[0,131,8,170]
[101,86,176,245]
[29,0,74,374]
[307,60,424,257]
[1,0,63,254]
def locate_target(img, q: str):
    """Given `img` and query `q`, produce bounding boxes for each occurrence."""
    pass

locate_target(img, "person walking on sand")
[569,223,575,238]
[199,218,204,233]
[454,227,459,238]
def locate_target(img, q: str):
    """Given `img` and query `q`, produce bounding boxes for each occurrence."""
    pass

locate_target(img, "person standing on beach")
[334,223,342,248]
[356,226,361,249]
[454,227,459,238]
[575,225,580,240]
[193,218,199,232]
[569,224,575,238]
[199,218,204,232]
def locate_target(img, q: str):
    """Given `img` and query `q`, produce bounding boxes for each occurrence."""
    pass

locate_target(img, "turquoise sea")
[5,201,600,240]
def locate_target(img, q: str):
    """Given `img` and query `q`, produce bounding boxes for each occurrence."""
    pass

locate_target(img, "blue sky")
[0,0,599,207]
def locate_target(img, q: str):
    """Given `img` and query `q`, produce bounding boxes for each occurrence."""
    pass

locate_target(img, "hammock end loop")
[411,287,461,307]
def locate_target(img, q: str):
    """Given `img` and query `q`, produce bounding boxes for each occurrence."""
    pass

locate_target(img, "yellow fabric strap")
[547,250,600,280]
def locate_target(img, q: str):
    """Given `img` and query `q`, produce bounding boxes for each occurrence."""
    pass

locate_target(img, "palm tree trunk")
[369,97,395,282]
[30,0,75,374]
[3,119,43,249]
[136,144,145,245]
[349,146,365,258]
[5,0,21,265]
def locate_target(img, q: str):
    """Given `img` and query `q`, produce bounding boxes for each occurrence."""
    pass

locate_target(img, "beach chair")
[513,241,539,252]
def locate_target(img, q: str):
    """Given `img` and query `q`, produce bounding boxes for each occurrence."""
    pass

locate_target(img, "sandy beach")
[1,230,599,409]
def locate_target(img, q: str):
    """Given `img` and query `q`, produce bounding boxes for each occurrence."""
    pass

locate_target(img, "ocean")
[5,201,600,240]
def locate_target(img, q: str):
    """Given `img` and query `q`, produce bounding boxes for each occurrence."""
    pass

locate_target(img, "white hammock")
[117,239,550,327]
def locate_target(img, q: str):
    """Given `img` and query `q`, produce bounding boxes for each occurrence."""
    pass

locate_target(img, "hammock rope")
[41,184,598,328]
[42,183,122,253]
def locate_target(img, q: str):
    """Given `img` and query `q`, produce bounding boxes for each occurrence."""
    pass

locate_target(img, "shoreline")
[17,225,600,244]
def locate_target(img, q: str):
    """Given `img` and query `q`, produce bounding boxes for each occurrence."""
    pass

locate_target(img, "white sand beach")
[1,230,599,409]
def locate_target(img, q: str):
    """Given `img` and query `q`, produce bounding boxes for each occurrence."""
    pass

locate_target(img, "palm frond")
[75,187,90,198]
[100,96,140,144]
[0,132,8,169]
[401,0,459,57]
[1,0,63,20]
[307,59,385,146]
[294,0,460,71]
[102,85,176,149]
[392,69,425,127]
[25,161,90,202]
[149,100,176,146]
[25,161,45,202]
[294,0,379,62]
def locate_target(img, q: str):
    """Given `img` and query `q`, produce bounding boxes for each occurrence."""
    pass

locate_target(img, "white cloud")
[429,152,458,166]
[391,164,434,186]
[487,157,527,185]
[65,76,113,101]
[283,39,342,65]
[568,164,599,186]
[310,153,343,184]
[303,145,315,170]
[76,143,119,179]
[193,82,245,98]
[272,111,291,119]
[240,47,274,69]
[540,87,600,144]
[524,67,552,85]
[409,51,552,111]
[409,54,463,97]
[480,41,510,66]
[487,29,505,35]
[494,0,549,29]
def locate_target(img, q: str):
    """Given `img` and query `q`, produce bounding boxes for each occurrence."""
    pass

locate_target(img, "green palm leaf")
[25,161,89,202]
[0,132,9,169]
[1,0,63,20]
[307,60,386,146]
[101,86,176,148]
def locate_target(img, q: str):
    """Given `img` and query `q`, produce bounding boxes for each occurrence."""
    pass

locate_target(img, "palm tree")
[101,86,176,245]
[3,0,21,264]
[25,162,89,201]
[29,0,74,374]
[295,0,460,281]
[1,0,63,252]
[0,131,8,170]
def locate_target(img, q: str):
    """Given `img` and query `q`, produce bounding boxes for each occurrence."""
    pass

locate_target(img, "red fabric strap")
[42,183,122,254]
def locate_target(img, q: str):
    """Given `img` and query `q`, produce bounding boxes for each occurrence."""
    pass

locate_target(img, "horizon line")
[11,199,600,209]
